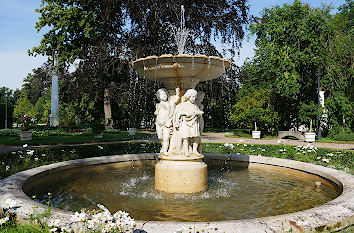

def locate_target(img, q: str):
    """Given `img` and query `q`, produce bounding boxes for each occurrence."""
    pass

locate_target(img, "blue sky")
[0,0,346,89]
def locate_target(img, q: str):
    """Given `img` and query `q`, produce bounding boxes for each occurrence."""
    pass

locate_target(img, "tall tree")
[239,0,352,134]
[30,0,251,129]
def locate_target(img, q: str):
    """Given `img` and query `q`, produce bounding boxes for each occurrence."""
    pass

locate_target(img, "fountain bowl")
[1,153,353,233]
[131,54,232,90]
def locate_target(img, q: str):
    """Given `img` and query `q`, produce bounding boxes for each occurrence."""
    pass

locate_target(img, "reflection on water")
[29,160,339,222]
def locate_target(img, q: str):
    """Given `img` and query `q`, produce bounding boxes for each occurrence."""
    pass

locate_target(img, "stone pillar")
[50,72,59,127]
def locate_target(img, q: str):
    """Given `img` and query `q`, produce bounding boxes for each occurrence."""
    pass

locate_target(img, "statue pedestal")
[155,156,207,193]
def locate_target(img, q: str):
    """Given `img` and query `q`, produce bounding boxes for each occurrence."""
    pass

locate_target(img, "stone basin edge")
[0,153,353,233]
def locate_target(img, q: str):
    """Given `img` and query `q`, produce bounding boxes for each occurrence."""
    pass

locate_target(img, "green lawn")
[0,132,150,145]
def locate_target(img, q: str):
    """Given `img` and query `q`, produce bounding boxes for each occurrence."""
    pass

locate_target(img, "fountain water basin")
[1,153,353,232]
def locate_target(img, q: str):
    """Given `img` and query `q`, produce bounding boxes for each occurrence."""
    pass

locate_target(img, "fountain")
[1,5,353,233]
[131,6,231,193]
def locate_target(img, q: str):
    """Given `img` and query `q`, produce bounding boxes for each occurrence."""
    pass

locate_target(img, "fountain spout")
[167,5,193,54]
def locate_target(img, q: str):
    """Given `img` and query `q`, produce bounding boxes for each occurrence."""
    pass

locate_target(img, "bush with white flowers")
[49,204,135,233]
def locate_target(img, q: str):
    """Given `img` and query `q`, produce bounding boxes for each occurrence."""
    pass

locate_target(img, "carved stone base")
[155,159,207,193]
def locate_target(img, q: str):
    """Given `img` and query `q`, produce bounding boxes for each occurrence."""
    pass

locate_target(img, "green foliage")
[0,223,49,233]
[0,87,17,129]
[331,129,354,142]
[298,101,319,127]
[12,93,34,124]
[32,93,51,124]
[230,89,279,134]
[59,102,79,126]
[241,0,353,132]
[1,141,353,182]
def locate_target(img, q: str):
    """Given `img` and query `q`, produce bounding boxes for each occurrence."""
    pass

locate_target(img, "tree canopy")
[233,0,353,135]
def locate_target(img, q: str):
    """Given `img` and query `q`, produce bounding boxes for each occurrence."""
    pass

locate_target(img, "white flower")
[224,143,230,147]
[60,225,70,232]
[26,150,34,156]
[296,219,309,226]
[322,158,330,163]
[3,198,17,209]
[11,152,16,154]
[92,213,102,222]
[98,146,103,149]
[262,149,265,151]
[243,144,247,147]
[5,165,10,171]
[0,216,9,225]
[23,144,28,148]
[34,158,39,161]
[50,228,58,232]
[87,220,96,229]
[175,227,186,233]
[316,157,321,160]
[48,219,61,227]
[279,149,284,152]
[101,211,113,221]
[41,154,46,157]
[70,211,86,222]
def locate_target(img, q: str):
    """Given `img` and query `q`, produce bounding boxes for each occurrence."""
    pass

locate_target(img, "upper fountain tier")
[131,54,232,90]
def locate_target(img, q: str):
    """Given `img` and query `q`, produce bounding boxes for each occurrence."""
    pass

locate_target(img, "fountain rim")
[130,54,232,68]
[1,153,353,232]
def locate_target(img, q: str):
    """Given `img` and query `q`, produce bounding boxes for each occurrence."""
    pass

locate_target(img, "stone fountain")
[131,6,231,193]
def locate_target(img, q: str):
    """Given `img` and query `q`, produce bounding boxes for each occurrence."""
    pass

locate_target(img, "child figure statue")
[155,88,180,155]
[174,89,204,157]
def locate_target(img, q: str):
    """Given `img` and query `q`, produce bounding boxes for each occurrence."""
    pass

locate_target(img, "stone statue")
[174,89,203,156]
[155,88,180,155]
[155,88,172,155]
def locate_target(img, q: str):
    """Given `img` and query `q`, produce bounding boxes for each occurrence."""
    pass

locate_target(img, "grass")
[317,138,354,144]
[0,223,49,233]
[0,132,150,145]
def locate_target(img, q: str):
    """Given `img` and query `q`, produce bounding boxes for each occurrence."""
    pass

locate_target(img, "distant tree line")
[5,0,352,140]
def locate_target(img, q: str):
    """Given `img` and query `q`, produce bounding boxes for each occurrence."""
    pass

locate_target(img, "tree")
[0,87,18,128]
[240,0,352,134]
[30,0,251,130]
[13,93,34,125]
[230,88,279,133]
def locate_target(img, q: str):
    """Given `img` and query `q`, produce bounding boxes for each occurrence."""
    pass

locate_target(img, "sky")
[0,0,346,90]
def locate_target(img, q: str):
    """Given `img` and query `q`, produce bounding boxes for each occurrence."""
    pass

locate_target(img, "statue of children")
[155,88,172,155]
[174,89,203,156]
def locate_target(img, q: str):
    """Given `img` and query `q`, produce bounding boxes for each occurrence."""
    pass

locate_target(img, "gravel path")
[0,132,352,153]
[202,132,354,150]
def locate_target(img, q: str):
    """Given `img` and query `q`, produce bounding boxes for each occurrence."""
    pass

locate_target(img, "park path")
[0,132,352,153]
[201,132,354,150]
